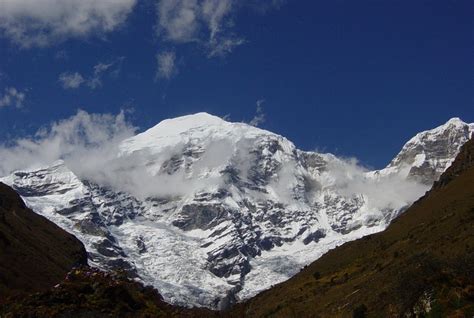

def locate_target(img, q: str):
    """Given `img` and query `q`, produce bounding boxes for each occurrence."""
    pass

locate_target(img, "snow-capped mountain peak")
[124,112,228,147]
[120,112,276,155]
[1,114,472,309]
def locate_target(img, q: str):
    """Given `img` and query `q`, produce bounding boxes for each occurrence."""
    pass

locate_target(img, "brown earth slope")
[229,137,474,317]
[0,182,88,298]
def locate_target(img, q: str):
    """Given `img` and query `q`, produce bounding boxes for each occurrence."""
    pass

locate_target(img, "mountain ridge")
[1,126,473,317]
[0,114,472,308]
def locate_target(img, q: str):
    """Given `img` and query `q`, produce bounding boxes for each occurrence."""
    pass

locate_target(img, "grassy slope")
[230,139,474,317]
[0,182,88,299]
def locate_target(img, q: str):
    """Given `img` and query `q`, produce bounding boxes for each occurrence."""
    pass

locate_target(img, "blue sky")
[0,0,472,168]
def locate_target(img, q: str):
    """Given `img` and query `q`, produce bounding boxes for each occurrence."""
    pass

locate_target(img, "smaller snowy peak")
[416,117,469,138]
[400,117,472,151]
[382,117,474,184]
[445,117,465,125]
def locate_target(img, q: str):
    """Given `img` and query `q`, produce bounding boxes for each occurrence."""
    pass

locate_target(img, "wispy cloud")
[88,58,124,89]
[58,72,85,89]
[0,0,137,48]
[0,110,428,210]
[0,87,26,108]
[54,50,69,60]
[155,0,244,58]
[249,99,266,126]
[58,57,124,90]
[155,50,177,80]
[152,0,283,81]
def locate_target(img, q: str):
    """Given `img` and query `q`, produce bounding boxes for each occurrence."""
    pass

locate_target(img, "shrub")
[352,304,367,318]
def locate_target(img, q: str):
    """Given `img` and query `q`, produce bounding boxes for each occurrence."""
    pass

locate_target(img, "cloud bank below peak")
[0,110,136,177]
[0,110,428,209]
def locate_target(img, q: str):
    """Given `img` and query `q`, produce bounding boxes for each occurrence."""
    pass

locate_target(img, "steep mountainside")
[231,137,474,317]
[0,182,87,298]
[1,114,472,308]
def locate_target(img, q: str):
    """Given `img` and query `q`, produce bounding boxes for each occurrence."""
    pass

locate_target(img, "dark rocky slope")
[229,137,474,317]
[0,182,87,298]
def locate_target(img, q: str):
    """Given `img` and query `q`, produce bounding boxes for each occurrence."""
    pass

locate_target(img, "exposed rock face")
[0,182,87,298]
[1,113,472,308]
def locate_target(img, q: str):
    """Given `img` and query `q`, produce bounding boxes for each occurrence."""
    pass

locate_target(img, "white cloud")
[0,0,137,48]
[0,110,136,177]
[59,72,85,89]
[156,0,200,43]
[88,58,124,89]
[155,50,177,80]
[0,109,428,207]
[208,36,244,58]
[0,87,26,108]
[156,0,244,57]
[322,157,428,213]
[249,99,265,126]
[58,57,124,90]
